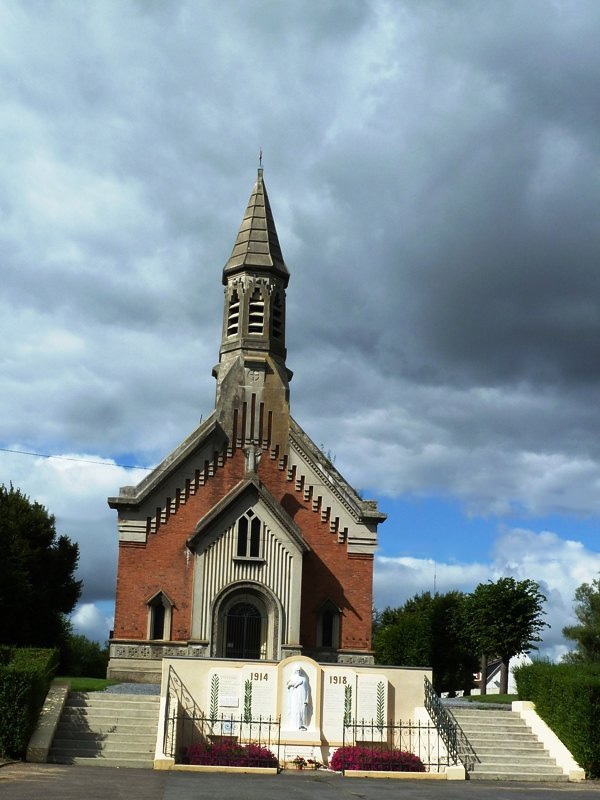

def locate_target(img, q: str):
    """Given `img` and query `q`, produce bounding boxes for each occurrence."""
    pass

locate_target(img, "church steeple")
[219,169,289,362]
[213,170,292,454]
[223,168,289,283]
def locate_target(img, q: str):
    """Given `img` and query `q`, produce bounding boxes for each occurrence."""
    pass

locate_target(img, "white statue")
[287,667,310,730]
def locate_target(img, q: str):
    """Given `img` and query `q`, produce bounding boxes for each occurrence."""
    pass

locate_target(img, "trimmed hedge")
[514,661,600,778]
[0,648,58,759]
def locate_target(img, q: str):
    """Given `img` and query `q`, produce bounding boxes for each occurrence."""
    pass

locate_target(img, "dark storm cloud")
[3,0,600,528]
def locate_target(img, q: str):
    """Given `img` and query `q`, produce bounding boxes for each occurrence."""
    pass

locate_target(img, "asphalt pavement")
[1,763,600,800]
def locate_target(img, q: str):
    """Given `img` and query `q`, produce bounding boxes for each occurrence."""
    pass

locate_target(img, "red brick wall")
[260,456,374,652]
[113,449,246,641]
[113,445,374,652]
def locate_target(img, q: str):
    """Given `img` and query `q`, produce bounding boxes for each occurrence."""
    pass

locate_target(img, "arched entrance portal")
[225,601,261,659]
[213,585,279,660]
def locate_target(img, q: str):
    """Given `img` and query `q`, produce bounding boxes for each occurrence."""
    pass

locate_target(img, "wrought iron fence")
[342,719,454,773]
[423,676,479,772]
[163,666,280,767]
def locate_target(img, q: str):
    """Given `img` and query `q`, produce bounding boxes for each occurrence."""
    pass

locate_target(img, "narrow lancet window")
[147,592,173,640]
[317,601,340,649]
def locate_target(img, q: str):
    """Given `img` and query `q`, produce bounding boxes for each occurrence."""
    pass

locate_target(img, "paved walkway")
[1,764,600,800]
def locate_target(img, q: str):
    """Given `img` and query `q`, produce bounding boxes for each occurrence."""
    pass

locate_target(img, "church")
[107,169,386,682]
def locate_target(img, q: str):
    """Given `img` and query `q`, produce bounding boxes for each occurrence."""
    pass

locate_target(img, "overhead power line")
[0,446,155,471]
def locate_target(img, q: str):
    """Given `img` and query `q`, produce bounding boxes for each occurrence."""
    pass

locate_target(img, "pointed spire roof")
[223,169,289,284]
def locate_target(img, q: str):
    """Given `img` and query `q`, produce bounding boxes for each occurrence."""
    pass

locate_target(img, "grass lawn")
[464,694,518,704]
[55,676,121,692]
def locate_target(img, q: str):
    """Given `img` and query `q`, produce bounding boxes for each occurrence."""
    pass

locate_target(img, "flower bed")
[330,746,425,773]
[184,738,278,768]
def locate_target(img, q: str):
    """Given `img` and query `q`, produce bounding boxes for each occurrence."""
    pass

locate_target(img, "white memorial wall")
[160,654,428,753]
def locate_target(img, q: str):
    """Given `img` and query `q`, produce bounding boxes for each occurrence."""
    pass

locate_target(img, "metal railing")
[423,676,479,772]
[342,718,454,773]
[163,666,280,766]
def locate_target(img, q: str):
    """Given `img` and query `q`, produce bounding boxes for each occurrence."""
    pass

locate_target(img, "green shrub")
[514,661,600,778]
[0,647,58,759]
[329,745,425,772]
[59,634,108,678]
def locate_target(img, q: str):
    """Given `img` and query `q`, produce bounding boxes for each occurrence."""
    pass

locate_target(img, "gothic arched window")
[147,592,173,641]
[317,601,341,649]
[235,509,263,559]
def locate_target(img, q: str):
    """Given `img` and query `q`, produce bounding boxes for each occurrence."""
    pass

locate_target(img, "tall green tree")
[374,591,478,694]
[466,577,547,694]
[562,576,600,662]
[0,484,81,647]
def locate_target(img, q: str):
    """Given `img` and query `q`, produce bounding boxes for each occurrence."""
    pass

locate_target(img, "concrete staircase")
[48,692,160,769]
[451,706,568,781]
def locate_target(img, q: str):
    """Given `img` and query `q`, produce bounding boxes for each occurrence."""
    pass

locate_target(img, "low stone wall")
[107,640,209,681]
[26,681,69,763]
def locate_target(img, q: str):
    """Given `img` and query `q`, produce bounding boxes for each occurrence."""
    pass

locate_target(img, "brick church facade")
[107,170,386,681]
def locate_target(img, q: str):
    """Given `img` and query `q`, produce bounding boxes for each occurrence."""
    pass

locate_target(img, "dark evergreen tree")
[0,484,81,647]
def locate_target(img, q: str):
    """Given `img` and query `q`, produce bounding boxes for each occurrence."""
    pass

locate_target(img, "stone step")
[475,754,555,766]
[65,695,159,709]
[449,708,520,722]
[460,731,539,743]
[473,744,547,756]
[49,690,160,771]
[67,692,160,707]
[61,708,158,728]
[456,720,527,730]
[48,754,154,769]
[462,728,533,742]
[52,729,156,744]
[51,741,154,756]
[64,700,160,713]
[455,717,527,731]
[54,720,155,736]
[450,707,512,716]
[458,726,533,737]
[473,759,563,774]
[470,770,569,782]
[452,713,528,726]
[448,707,568,781]
[62,701,159,714]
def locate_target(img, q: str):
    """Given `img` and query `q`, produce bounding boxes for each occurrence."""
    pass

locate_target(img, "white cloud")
[375,527,600,661]
[71,603,113,645]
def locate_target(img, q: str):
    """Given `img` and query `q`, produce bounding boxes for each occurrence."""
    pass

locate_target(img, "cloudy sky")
[2,0,600,661]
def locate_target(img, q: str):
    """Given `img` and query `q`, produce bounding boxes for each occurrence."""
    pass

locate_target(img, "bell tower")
[213,169,293,454]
